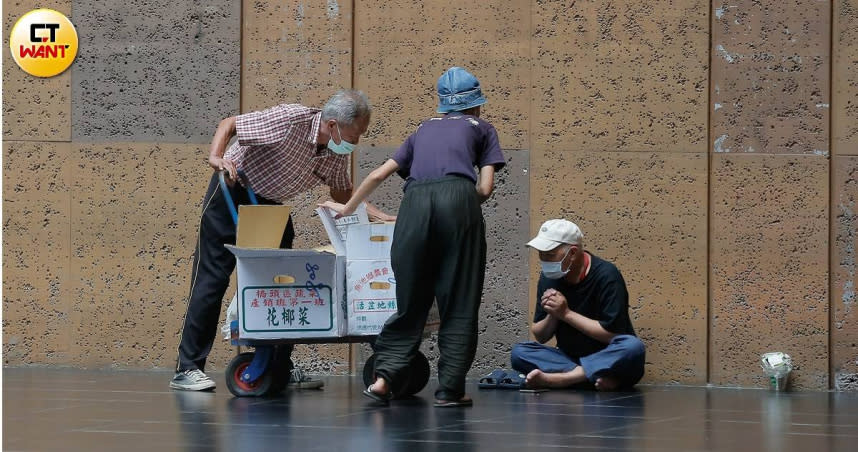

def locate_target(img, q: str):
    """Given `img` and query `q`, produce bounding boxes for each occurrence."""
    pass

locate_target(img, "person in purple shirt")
[324,67,505,407]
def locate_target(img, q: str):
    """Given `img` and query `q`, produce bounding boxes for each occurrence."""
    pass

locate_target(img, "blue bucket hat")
[436,67,487,114]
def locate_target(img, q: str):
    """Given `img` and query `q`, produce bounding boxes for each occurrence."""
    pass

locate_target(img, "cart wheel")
[226,352,274,397]
[362,354,376,388]
[402,351,430,397]
[361,351,431,398]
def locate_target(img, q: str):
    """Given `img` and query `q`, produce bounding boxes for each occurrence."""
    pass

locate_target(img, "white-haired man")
[511,219,645,391]
[172,90,392,391]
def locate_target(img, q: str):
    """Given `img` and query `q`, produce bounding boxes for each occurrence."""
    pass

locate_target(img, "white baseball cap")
[526,219,584,251]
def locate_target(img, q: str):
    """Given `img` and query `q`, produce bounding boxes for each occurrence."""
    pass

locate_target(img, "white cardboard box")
[345,223,395,260]
[227,203,437,340]
[224,204,368,341]
[316,203,368,255]
[225,247,347,340]
[344,223,443,336]
[345,223,396,336]
[346,259,397,335]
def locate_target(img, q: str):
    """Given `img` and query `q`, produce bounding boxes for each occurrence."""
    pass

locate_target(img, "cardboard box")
[346,259,397,335]
[342,221,441,336]
[345,223,395,336]
[227,203,437,340]
[225,247,346,340]
[316,203,368,255]
[345,257,441,336]
[225,204,365,340]
[345,223,395,260]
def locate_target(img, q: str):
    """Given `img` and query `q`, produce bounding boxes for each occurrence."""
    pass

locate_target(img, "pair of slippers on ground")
[362,384,474,407]
[478,368,537,390]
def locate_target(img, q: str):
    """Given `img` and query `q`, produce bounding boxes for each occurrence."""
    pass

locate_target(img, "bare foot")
[370,377,390,396]
[525,369,562,389]
[594,376,621,391]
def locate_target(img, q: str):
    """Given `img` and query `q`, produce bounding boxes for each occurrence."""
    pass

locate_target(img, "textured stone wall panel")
[832,156,858,390]
[69,143,211,367]
[711,1,830,155]
[72,1,240,142]
[2,141,72,364]
[3,1,72,140]
[242,0,352,113]
[834,0,858,155]
[532,0,709,152]
[710,154,829,390]
[354,0,530,149]
[532,151,708,384]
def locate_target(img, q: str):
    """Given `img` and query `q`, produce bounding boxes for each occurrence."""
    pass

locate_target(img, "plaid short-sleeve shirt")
[223,104,352,203]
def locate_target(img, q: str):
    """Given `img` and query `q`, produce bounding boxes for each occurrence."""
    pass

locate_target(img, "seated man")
[511,219,645,391]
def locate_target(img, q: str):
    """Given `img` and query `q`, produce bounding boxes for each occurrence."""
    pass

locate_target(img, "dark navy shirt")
[533,253,636,359]
[391,113,506,189]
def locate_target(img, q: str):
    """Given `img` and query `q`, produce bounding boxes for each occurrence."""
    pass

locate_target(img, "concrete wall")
[3,0,856,390]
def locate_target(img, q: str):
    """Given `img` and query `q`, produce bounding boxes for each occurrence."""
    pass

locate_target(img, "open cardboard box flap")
[233,203,368,254]
[236,205,292,248]
[314,203,369,255]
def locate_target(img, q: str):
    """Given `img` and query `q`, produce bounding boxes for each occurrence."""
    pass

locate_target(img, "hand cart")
[218,171,430,397]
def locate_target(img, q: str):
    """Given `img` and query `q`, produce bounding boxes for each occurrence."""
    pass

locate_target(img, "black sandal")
[433,390,473,407]
[433,396,473,407]
[362,383,393,405]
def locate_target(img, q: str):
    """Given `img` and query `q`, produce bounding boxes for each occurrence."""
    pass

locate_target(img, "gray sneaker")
[287,367,324,389]
[170,369,216,391]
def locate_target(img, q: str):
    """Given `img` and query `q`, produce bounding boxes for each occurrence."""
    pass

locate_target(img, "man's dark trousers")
[373,176,487,400]
[176,171,295,372]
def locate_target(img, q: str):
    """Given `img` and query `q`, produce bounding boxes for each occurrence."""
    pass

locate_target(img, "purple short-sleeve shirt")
[392,113,505,188]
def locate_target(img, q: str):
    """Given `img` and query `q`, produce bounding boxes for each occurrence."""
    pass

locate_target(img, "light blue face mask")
[327,122,356,155]
[540,246,572,279]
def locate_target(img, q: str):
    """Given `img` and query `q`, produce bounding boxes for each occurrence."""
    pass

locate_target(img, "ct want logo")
[9,9,78,78]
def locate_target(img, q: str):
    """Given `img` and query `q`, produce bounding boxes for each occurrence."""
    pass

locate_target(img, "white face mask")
[539,246,572,279]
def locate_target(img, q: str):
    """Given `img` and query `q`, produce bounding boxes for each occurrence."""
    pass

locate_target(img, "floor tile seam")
[571,415,687,437]
[490,396,643,408]
[641,422,858,435]
[7,397,149,404]
[31,402,103,414]
[708,409,858,418]
[589,394,646,404]
[390,413,534,436]
[389,437,615,449]
[218,422,374,432]
[1,379,100,384]
[389,421,474,438]
[68,428,177,435]
[66,419,125,433]
[411,428,577,439]
[514,411,650,419]
[12,388,175,395]
[791,422,858,428]
[496,400,609,408]
[784,431,858,438]
[388,438,493,445]
[578,432,725,441]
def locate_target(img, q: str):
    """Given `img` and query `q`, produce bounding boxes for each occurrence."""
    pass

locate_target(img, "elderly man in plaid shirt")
[172,90,391,391]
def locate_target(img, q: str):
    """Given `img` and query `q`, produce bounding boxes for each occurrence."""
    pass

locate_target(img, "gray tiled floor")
[3,367,858,451]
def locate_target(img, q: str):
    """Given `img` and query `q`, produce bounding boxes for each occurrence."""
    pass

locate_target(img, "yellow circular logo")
[9,9,78,78]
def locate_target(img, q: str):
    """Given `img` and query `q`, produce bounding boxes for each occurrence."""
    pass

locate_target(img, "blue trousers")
[511,335,645,388]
